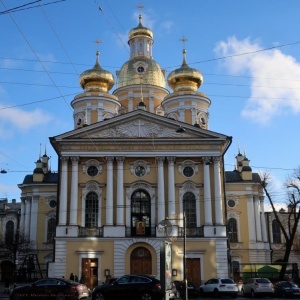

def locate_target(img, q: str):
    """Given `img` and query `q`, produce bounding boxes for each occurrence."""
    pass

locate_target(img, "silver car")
[241,278,274,298]
[199,278,238,298]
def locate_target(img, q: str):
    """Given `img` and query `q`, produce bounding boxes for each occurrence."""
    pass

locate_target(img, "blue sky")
[1,0,299,205]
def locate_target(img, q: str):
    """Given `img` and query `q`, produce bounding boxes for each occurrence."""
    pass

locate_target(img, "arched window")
[272,219,281,243]
[228,218,238,242]
[85,192,99,228]
[131,190,151,236]
[183,192,196,228]
[5,220,14,244]
[47,218,56,243]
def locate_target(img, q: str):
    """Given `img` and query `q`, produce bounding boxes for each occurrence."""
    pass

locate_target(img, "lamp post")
[183,212,188,300]
[165,213,188,300]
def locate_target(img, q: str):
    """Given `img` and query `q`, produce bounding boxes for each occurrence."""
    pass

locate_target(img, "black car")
[91,274,164,300]
[274,281,300,298]
[173,280,199,298]
[9,277,89,300]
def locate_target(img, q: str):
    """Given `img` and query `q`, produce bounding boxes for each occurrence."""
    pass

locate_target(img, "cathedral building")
[14,12,296,289]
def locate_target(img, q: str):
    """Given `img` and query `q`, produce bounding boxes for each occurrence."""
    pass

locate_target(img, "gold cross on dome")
[179,35,188,49]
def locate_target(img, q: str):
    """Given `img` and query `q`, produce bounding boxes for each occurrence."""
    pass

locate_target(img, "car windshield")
[221,279,234,284]
[257,279,270,283]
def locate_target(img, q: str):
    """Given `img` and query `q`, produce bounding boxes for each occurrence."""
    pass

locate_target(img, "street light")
[165,212,188,300]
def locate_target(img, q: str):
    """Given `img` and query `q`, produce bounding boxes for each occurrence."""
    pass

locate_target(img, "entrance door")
[130,247,152,274]
[186,258,201,286]
[81,258,98,289]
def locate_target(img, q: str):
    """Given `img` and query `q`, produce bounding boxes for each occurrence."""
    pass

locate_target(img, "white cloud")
[0,105,52,138]
[214,36,300,124]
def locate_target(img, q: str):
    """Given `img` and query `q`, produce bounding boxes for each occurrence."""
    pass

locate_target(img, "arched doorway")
[130,247,152,275]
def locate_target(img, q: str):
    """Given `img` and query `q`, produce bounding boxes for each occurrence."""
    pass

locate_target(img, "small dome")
[79,51,114,92]
[33,167,44,174]
[242,166,252,171]
[167,49,203,92]
[128,15,153,41]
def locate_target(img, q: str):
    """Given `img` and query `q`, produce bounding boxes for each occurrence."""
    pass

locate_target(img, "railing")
[78,226,204,237]
[178,226,204,237]
[78,227,103,237]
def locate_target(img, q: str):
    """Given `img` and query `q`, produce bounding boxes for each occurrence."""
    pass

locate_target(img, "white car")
[199,278,238,298]
[241,278,274,298]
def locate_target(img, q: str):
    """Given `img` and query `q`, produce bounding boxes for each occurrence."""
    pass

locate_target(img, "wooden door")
[81,258,98,289]
[186,258,201,286]
[130,247,152,274]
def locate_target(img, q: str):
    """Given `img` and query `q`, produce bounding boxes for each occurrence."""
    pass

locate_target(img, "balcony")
[178,226,204,237]
[78,227,103,237]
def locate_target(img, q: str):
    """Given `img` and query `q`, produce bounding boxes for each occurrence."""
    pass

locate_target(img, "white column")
[157,157,165,223]
[167,157,176,218]
[24,197,31,236]
[213,157,223,225]
[20,197,26,233]
[29,195,39,244]
[247,195,256,242]
[203,157,212,225]
[116,157,124,225]
[106,157,114,225]
[254,195,262,241]
[70,156,79,225]
[59,156,68,225]
[260,196,268,242]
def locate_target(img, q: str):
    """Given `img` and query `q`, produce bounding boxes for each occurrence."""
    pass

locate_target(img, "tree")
[0,229,34,281]
[260,167,300,280]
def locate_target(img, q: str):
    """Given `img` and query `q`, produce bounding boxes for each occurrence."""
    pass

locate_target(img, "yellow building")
[49,14,232,288]
[16,12,298,289]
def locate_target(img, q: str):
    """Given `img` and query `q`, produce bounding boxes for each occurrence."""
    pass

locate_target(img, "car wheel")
[95,292,105,300]
[250,290,256,298]
[141,292,152,300]
[213,288,219,298]
[56,292,66,300]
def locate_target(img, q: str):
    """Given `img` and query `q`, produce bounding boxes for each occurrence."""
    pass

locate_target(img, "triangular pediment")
[52,110,228,141]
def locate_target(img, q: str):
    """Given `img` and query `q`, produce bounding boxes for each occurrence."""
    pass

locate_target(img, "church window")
[49,199,57,208]
[5,220,14,244]
[87,165,98,177]
[85,192,99,228]
[131,190,151,236]
[228,218,238,242]
[272,219,281,243]
[183,166,194,178]
[227,199,236,208]
[47,218,56,243]
[183,192,196,228]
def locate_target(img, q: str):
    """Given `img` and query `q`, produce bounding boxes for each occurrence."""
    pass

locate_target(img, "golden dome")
[128,15,153,41]
[116,57,166,88]
[79,51,114,92]
[167,49,203,92]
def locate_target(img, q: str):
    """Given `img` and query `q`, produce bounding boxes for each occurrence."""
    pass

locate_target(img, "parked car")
[102,277,118,285]
[9,277,89,300]
[241,277,274,298]
[274,281,300,298]
[199,278,238,298]
[173,280,199,298]
[91,274,165,300]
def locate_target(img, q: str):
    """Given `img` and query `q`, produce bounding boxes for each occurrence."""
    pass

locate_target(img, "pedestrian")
[70,272,74,281]
[4,277,10,294]
[74,275,78,282]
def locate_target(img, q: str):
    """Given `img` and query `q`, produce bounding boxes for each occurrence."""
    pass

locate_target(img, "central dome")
[116,58,166,88]
[115,14,166,90]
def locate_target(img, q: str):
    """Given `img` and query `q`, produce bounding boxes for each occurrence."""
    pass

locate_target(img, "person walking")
[70,273,74,281]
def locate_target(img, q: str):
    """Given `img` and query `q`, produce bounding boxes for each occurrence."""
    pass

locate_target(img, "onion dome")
[79,51,114,92]
[167,49,203,92]
[128,15,153,41]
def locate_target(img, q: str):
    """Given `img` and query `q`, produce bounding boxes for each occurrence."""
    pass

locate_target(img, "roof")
[225,170,261,183]
[21,172,58,184]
